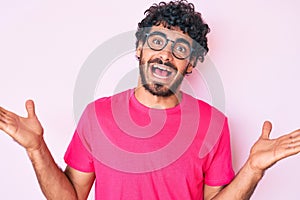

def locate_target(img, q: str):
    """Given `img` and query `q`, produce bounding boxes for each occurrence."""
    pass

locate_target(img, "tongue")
[155,68,168,77]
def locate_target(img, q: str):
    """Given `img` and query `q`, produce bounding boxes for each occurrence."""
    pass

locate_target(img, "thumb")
[25,100,36,118]
[261,120,272,139]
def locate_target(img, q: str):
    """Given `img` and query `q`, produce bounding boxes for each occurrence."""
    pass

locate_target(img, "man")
[0,0,300,199]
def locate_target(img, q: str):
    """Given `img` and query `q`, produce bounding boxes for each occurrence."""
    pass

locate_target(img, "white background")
[0,0,299,199]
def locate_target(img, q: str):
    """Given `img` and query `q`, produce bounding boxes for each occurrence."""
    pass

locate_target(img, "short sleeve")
[64,107,95,172]
[64,131,95,172]
[203,119,235,186]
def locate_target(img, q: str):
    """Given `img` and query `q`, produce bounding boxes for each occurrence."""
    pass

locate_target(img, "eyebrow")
[148,31,167,37]
[149,31,191,46]
[176,38,191,47]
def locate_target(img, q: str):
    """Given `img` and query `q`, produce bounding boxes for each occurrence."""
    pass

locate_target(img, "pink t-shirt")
[64,89,235,199]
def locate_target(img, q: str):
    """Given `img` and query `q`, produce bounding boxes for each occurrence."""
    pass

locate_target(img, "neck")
[134,80,182,109]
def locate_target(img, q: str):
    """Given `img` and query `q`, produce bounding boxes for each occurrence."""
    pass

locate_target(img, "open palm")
[0,100,44,152]
[249,121,300,172]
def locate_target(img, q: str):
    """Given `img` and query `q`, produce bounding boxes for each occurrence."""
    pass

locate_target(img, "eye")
[151,37,164,46]
[175,45,187,53]
[173,41,191,59]
[147,33,166,50]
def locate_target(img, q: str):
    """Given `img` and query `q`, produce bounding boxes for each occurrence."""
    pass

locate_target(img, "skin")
[1,25,300,200]
[135,25,195,109]
[0,100,94,199]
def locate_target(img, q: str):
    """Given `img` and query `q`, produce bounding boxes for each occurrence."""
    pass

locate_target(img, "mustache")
[148,58,177,71]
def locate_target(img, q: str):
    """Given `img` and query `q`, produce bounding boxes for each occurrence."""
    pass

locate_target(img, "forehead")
[149,25,193,43]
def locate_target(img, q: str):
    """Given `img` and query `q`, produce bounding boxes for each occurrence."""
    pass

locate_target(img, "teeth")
[153,64,172,72]
[152,64,172,79]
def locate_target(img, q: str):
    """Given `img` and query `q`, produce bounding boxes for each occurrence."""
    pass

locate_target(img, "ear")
[186,57,197,73]
[186,63,194,74]
[136,41,143,59]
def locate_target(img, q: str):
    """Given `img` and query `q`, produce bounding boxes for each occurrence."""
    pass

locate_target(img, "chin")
[143,83,175,97]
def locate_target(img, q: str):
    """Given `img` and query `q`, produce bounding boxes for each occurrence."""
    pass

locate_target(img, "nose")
[158,42,173,62]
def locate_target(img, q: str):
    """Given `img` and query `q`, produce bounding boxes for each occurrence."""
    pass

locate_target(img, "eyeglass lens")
[146,32,192,59]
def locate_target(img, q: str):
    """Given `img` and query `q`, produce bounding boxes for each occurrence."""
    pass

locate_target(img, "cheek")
[143,47,157,56]
[175,61,189,73]
[139,48,152,63]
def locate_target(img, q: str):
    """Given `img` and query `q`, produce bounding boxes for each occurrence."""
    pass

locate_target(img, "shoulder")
[79,89,132,120]
[89,89,133,107]
[182,92,227,120]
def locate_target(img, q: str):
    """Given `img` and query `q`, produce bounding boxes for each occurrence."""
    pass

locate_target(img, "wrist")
[245,158,265,178]
[26,138,47,159]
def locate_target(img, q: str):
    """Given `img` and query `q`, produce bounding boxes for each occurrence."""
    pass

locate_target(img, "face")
[136,25,195,97]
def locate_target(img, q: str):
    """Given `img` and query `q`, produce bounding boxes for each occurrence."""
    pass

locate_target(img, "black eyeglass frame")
[144,31,194,60]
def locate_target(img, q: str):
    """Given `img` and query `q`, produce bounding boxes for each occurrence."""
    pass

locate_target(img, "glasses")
[145,31,193,60]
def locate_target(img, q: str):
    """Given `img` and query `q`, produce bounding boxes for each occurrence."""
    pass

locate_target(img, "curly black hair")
[135,0,210,63]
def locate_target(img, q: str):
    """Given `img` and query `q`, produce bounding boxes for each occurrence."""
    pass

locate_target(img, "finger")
[0,121,6,133]
[0,106,8,115]
[0,113,10,133]
[0,117,6,126]
[0,108,12,123]
[26,100,36,118]
[289,129,300,138]
[0,112,8,123]
[279,129,300,144]
[285,131,300,145]
[288,140,300,148]
[284,143,300,157]
[0,109,4,118]
[0,106,17,119]
[261,120,272,139]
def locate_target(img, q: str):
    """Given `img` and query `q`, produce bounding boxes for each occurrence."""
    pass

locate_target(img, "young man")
[0,1,300,199]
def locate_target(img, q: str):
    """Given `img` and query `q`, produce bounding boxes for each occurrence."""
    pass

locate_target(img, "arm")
[209,161,262,200]
[64,166,95,200]
[209,121,300,200]
[27,140,95,199]
[204,185,224,200]
[0,100,94,199]
[26,140,84,199]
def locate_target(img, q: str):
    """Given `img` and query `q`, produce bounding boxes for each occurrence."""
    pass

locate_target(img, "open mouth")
[151,64,173,79]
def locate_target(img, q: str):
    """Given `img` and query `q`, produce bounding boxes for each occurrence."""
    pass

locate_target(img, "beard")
[138,56,187,97]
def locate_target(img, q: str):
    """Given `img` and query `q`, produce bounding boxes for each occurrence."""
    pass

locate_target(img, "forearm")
[212,160,264,200]
[27,139,77,200]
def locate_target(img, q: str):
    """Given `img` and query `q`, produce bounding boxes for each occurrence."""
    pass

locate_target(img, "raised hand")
[248,121,300,173]
[0,101,83,199]
[0,100,44,152]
